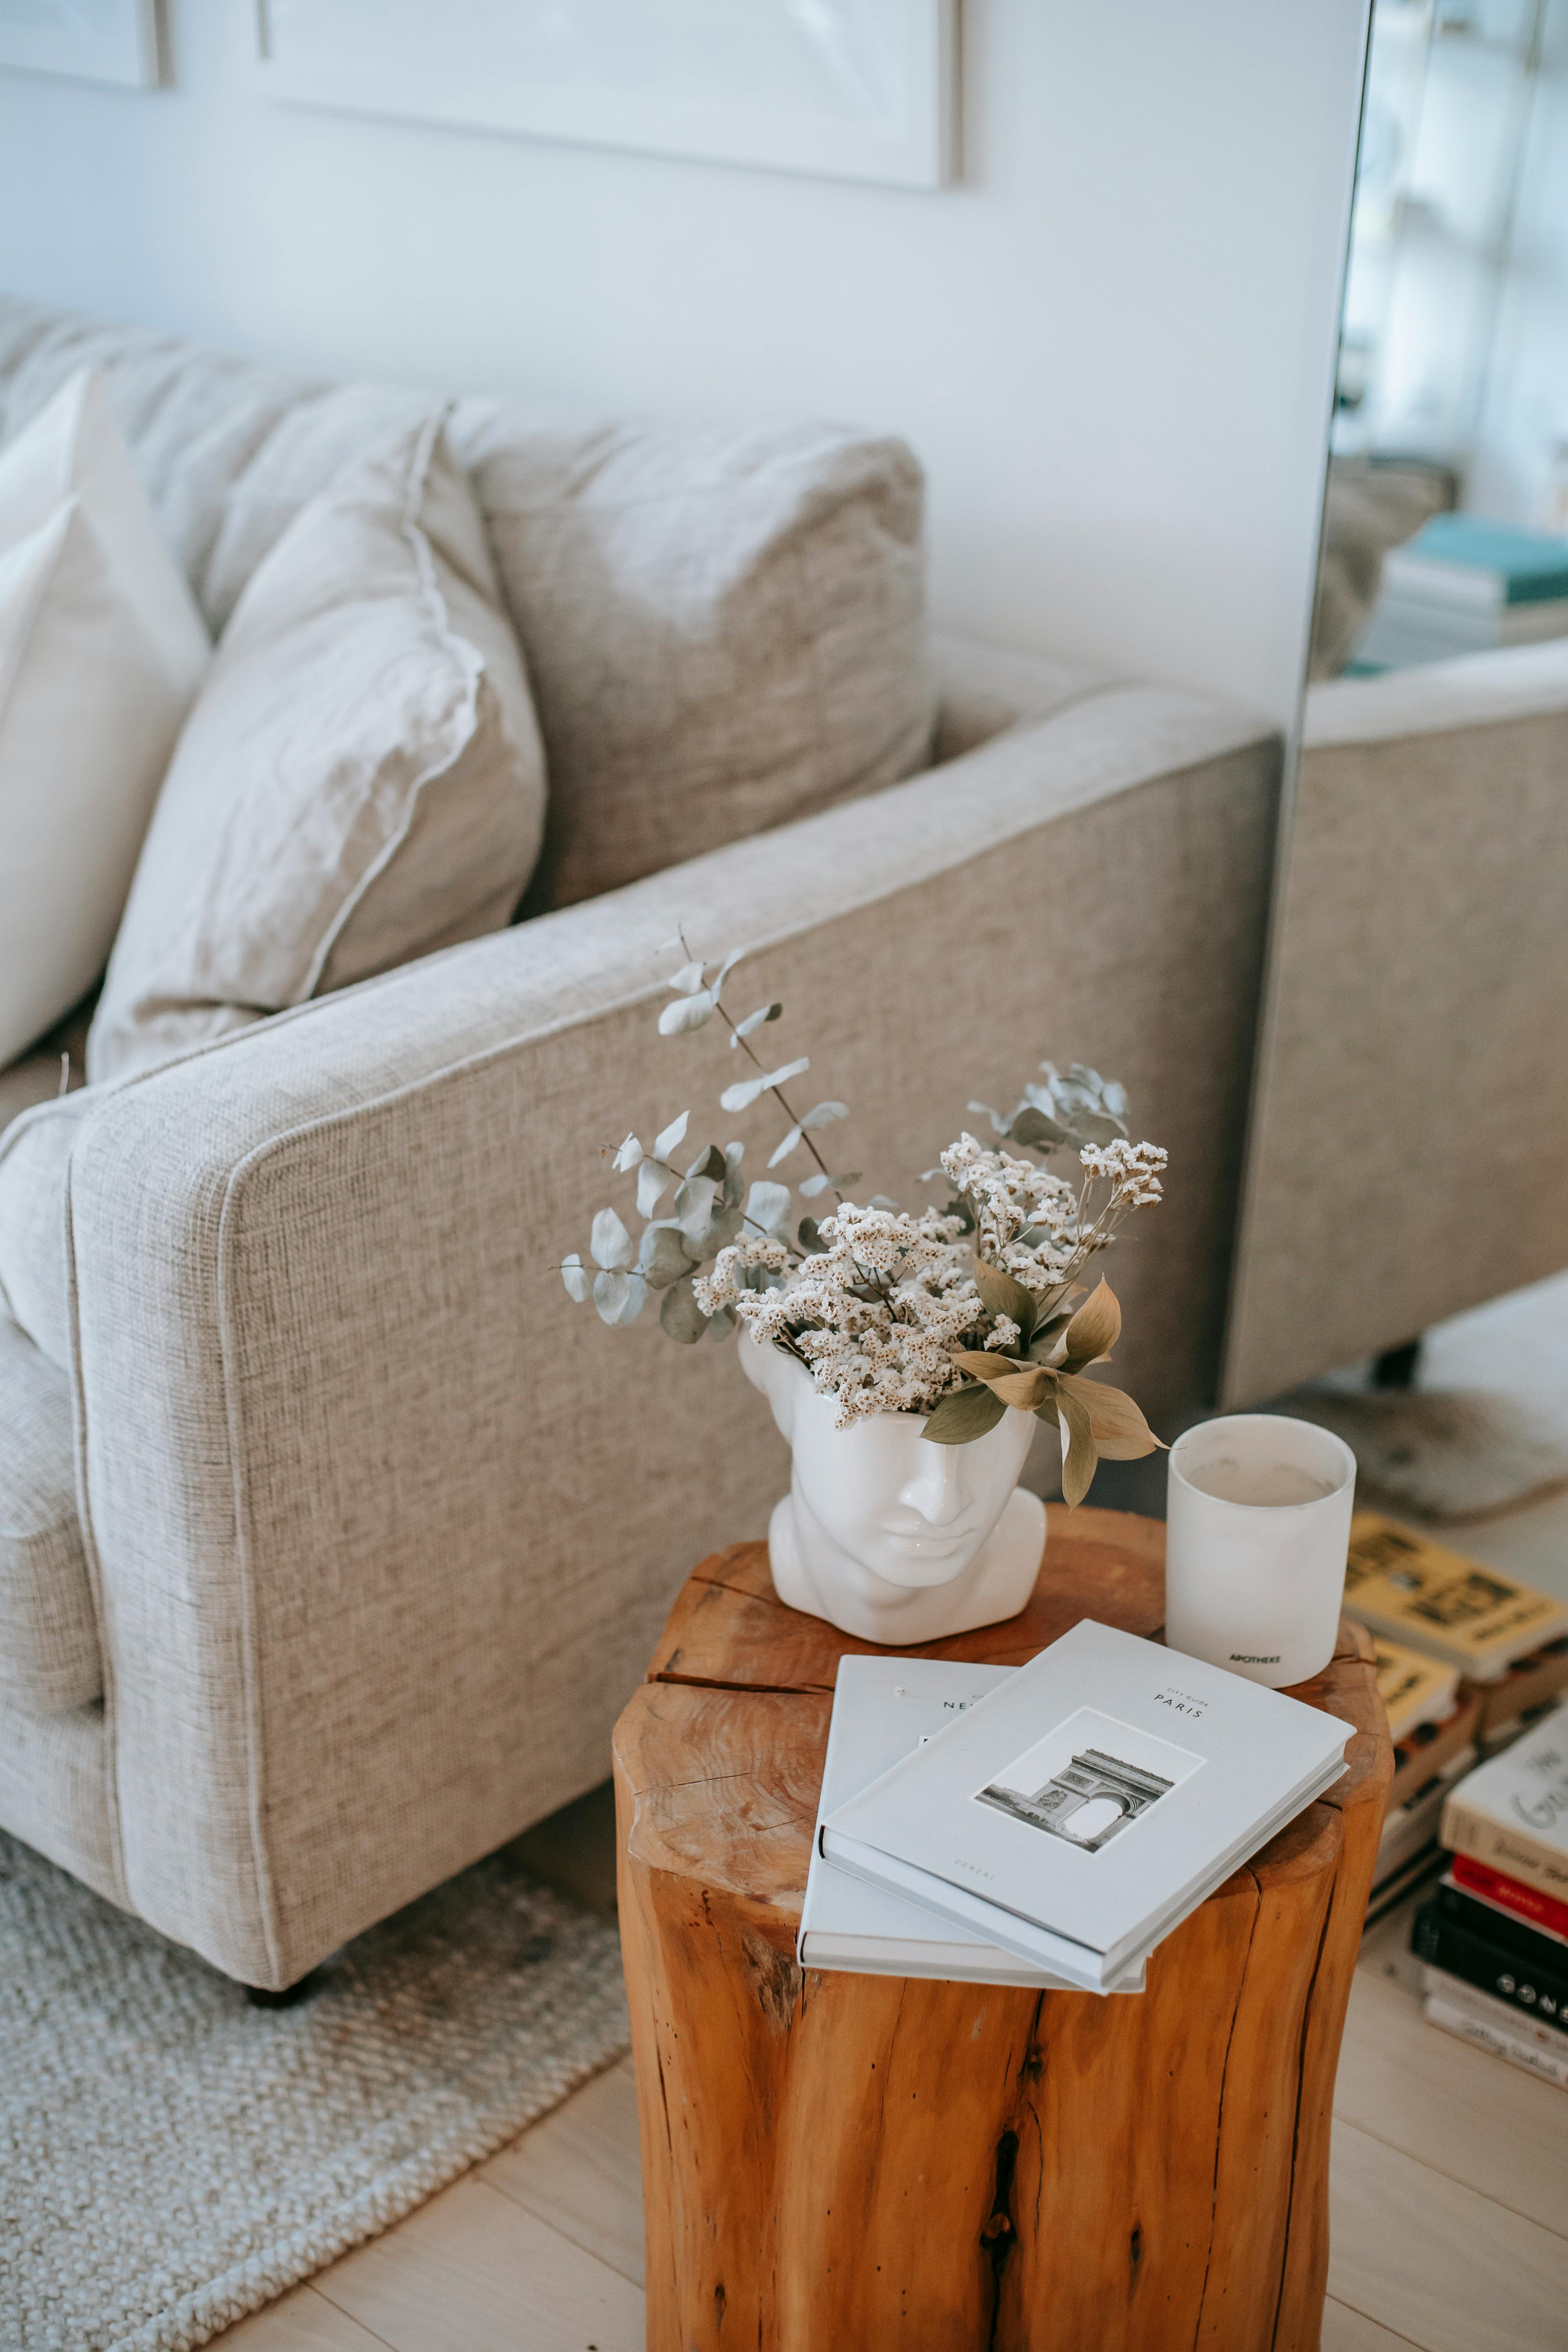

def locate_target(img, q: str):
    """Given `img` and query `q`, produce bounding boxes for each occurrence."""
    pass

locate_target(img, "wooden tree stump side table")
[613,1506,1391,2352]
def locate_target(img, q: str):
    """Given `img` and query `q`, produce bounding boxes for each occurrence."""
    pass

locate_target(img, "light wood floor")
[218,1354,1568,2352]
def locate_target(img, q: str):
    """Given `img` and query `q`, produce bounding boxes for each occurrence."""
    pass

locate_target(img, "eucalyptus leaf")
[686,1143,726,1183]
[705,1306,737,1341]
[966,1100,1011,1139]
[561,1252,592,1304]
[1060,1276,1121,1372]
[973,1260,1038,1341]
[1009,1106,1070,1150]
[799,1102,848,1131]
[593,1268,647,1326]
[922,1384,1008,1445]
[723,1140,745,1206]
[657,992,715,1036]
[590,1206,633,1270]
[654,1110,690,1160]
[798,1217,825,1253]
[719,1076,766,1112]
[1073,1109,1129,1145]
[798,1170,860,1198]
[767,1125,803,1168]
[712,948,745,996]
[666,960,706,995]
[1102,1080,1128,1117]
[867,1195,900,1211]
[1055,1381,1099,1507]
[731,1002,782,1044]
[636,1159,672,1219]
[744,1179,792,1234]
[673,1175,719,1238]
[659,1275,708,1344]
[638,1222,696,1290]
[759,1056,809,1091]
[611,1132,643,1172]
[693,1201,744,1261]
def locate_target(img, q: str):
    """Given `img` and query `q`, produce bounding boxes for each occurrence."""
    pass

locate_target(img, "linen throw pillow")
[88,413,547,1084]
[0,368,211,1067]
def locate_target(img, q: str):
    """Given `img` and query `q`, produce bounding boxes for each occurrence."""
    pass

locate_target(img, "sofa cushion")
[0,1091,83,1371]
[0,1312,100,1713]
[0,372,211,1068]
[87,414,547,1085]
[0,296,933,913]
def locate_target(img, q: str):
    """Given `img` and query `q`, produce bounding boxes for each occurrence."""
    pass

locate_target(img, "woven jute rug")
[0,1826,630,2352]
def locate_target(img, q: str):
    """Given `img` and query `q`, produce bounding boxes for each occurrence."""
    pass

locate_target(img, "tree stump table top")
[613,1506,1392,2352]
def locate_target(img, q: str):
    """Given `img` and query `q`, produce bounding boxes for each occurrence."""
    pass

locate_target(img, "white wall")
[1472,0,1568,526]
[0,0,1370,727]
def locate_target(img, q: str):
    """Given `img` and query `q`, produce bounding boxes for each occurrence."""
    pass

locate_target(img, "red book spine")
[1452,1853,1568,1942]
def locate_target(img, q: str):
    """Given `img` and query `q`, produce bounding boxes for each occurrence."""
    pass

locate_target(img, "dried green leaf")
[798,1217,825,1253]
[953,1350,1018,1380]
[659,1275,707,1343]
[1061,1276,1122,1372]
[1055,1381,1099,1507]
[973,1260,1038,1341]
[1025,1310,1073,1361]
[687,1143,726,1183]
[1055,1372,1165,1460]
[922,1384,1009,1445]
[989,1366,1053,1410]
[1073,1109,1129,1145]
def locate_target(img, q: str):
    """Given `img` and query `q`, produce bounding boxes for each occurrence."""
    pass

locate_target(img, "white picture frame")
[253,0,957,191]
[0,0,161,89]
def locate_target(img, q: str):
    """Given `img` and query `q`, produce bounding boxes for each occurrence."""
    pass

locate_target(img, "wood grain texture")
[615,1508,1392,2351]
[479,2054,645,2283]
[1335,1968,1568,2238]
[217,2287,394,2350]
[1327,2118,1568,2352]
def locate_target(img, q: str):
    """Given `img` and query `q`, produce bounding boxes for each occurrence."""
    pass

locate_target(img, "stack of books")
[1355,515,1568,669]
[1343,1517,1568,1921]
[1412,1705,1568,2090]
[799,1622,1351,1994]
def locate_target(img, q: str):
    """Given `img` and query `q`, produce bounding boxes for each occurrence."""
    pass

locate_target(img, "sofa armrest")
[59,680,1279,1985]
[1304,635,1568,748]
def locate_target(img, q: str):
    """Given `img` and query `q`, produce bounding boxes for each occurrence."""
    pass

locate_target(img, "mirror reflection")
[1313,0,1568,677]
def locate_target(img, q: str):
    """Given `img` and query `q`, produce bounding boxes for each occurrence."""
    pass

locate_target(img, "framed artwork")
[253,0,957,191]
[0,0,162,88]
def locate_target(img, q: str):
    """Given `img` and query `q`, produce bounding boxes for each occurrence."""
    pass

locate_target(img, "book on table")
[1357,516,1568,667]
[1422,1978,1568,2090]
[1343,1515,1568,1681]
[820,1620,1351,1995]
[1372,1637,1459,1744]
[799,1657,1146,1989]
[1450,1851,1568,1944]
[1439,1701,1568,1901]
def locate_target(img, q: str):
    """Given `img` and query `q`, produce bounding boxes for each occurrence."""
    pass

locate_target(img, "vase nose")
[896,1446,967,1528]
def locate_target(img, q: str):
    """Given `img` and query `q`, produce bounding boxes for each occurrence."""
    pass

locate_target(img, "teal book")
[1395,515,1568,606]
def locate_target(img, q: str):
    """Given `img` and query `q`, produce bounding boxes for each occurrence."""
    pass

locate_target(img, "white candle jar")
[1164,1414,1357,1688]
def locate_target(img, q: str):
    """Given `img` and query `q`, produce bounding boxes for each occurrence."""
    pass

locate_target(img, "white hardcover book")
[799,1657,1145,1991]
[822,1621,1351,1992]
[1424,1995,1568,2089]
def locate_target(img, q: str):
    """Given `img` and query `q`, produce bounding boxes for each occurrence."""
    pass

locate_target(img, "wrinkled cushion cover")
[0,297,933,911]
[0,1091,84,1371]
[87,413,547,1085]
[0,1312,100,1712]
[0,372,210,1066]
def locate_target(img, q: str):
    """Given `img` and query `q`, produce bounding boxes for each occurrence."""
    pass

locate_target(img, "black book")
[1432,1878,1568,1982]
[1412,1902,1568,2038]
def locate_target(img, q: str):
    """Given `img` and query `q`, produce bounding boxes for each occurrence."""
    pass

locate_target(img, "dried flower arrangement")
[562,947,1168,1503]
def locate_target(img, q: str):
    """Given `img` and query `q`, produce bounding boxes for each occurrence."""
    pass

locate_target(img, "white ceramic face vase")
[740,1328,1046,1644]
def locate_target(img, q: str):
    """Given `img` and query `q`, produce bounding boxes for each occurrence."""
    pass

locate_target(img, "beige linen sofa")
[1224,637,1568,1406]
[0,299,1282,1991]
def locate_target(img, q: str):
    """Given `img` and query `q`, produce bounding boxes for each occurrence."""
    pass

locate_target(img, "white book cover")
[799,1657,1144,1991]
[1441,1701,1568,1896]
[823,1620,1350,1988]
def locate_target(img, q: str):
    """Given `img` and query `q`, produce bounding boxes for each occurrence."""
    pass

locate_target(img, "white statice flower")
[938,1133,1078,1293]
[1079,1137,1167,1207]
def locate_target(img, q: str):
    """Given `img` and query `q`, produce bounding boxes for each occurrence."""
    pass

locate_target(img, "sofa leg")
[244,1971,319,2009]
[1372,1337,1422,1390]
